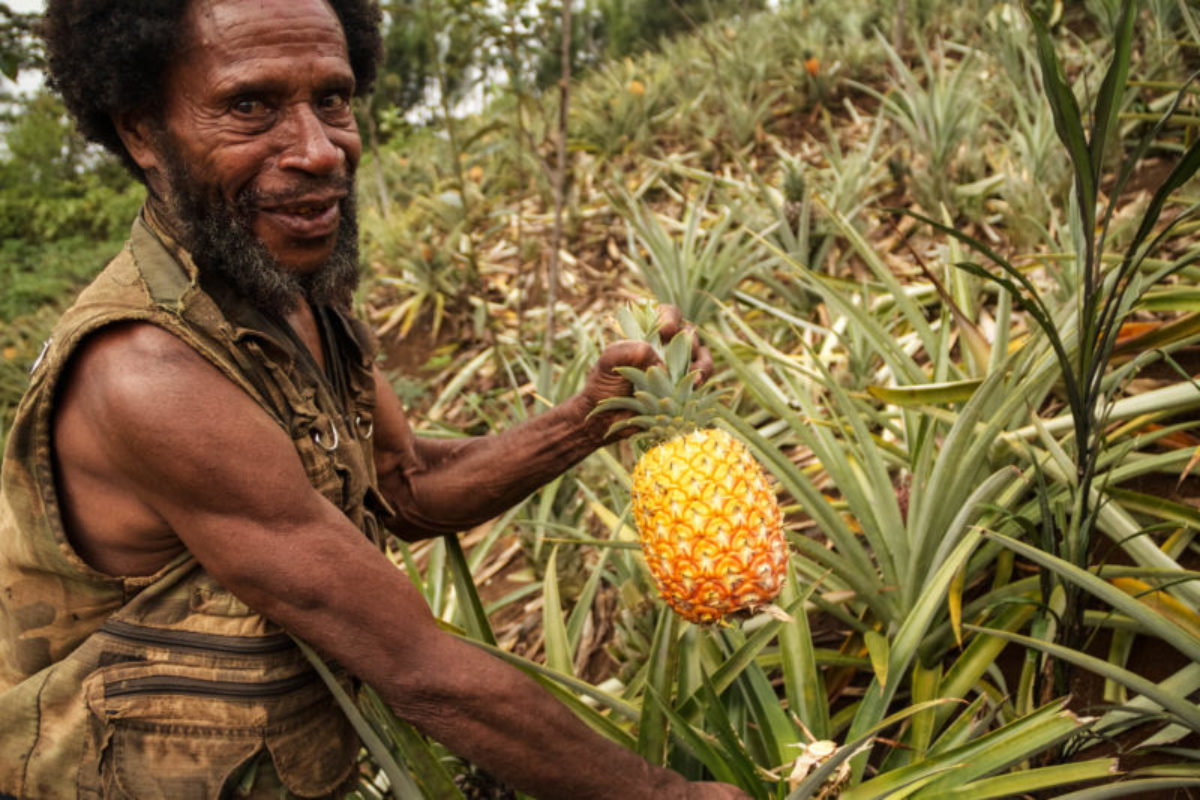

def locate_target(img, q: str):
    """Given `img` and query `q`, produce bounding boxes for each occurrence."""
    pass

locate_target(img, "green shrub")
[0,236,124,321]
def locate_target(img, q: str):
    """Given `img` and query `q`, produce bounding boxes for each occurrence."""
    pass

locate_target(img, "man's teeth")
[280,204,327,216]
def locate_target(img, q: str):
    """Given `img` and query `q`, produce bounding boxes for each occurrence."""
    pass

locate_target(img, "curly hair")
[42,0,383,181]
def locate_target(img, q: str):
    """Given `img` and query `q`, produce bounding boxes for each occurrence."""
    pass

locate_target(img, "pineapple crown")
[592,303,725,443]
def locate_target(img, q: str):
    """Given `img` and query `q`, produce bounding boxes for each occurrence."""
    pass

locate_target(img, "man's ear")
[114,113,163,176]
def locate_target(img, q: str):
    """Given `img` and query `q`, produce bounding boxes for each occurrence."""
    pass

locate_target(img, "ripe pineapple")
[597,308,788,624]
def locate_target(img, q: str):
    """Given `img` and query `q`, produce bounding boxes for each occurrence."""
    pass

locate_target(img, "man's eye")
[319,93,351,113]
[231,98,267,116]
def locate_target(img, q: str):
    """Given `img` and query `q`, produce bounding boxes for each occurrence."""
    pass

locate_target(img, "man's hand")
[580,304,714,445]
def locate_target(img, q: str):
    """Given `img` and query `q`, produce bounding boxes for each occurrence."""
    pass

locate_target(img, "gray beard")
[156,144,360,316]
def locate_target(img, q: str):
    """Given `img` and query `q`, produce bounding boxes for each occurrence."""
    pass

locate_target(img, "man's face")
[150,0,364,309]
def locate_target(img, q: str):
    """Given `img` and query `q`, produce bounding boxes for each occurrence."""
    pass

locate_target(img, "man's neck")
[142,197,185,247]
[285,299,328,375]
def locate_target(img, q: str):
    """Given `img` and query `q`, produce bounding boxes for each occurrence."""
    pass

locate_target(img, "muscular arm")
[373,310,713,541]
[371,347,633,540]
[54,323,739,800]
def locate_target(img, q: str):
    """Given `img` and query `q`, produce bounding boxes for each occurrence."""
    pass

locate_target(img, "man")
[0,0,749,797]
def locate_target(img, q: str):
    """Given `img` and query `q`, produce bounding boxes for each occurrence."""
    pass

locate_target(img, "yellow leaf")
[588,500,638,542]
[1111,577,1200,641]
[949,563,966,648]
[867,379,983,406]
[864,630,889,690]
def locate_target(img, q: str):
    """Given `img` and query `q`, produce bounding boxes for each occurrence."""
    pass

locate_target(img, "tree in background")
[364,0,765,138]
[0,2,40,83]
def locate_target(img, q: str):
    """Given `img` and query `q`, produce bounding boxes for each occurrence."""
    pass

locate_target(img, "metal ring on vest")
[312,421,340,452]
[354,414,374,440]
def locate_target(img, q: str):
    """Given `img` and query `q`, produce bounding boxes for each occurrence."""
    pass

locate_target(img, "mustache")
[236,173,354,210]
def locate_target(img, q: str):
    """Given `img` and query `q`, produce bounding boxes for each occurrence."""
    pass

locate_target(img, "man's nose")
[278,104,345,174]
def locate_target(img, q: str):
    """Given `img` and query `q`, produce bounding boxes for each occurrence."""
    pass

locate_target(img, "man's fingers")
[656,304,684,340]
[597,339,657,373]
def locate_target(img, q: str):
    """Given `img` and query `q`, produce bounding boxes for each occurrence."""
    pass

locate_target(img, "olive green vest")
[0,214,390,798]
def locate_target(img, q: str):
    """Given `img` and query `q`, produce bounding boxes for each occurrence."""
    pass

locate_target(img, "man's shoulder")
[74,319,196,363]
[53,318,282,515]
[45,238,155,362]
[68,239,142,308]
[59,321,239,434]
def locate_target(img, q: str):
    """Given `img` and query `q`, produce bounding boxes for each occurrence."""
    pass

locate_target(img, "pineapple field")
[3,0,1200,796]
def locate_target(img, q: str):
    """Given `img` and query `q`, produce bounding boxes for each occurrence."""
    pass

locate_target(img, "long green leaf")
[786,701,956,800]
[963,624,1200,732]
[843,700,1086,800]
[1053,777,1200,799]
[638,610,680,764]
[453,631,641,725]
[445,533,497,646]
[983,531,1200,664]
[696,670,772,798]
[1095,663,1200,748]
[926,759,1116,799]
[566,545,612,651]
[676,596,806,721]
[866,379,983,406]
[1088,0,1134,208]
[723,628,802,766]
[294,638,425,799]
[542,544,574,675]
[934,600,1038,728]
[1030,4,1095,234]
[780,565,831,741]
[928,695,989,757]
[361,686,465,799]
[844,528,986,780]
[648,685,744,787]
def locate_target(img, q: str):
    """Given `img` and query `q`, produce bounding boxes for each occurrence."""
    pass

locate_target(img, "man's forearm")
[245,531,689,800]
[380,393,605,539]
[380,631,691,800]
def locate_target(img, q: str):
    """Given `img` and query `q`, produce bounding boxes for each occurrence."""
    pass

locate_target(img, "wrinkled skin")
[52,0,740,797]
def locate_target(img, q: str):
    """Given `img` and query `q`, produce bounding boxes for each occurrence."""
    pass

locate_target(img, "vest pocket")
[79,657,356,799]
[84,717,260,799]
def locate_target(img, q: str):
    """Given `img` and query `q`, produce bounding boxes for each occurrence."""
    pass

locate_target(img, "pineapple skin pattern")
[631,427,787,624]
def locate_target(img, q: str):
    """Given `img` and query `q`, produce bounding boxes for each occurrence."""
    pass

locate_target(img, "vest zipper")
[104,672,317,701]
[100,618,295,656]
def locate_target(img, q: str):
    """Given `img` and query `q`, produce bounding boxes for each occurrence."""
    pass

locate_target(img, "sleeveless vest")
[0,213,390,798]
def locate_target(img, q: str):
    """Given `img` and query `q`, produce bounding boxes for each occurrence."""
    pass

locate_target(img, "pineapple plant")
[596,307,788,624]
[782,162,807,232]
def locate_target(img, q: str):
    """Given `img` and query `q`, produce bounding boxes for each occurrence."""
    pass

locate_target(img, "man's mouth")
[258,196,343,239]
[288,203,330,217]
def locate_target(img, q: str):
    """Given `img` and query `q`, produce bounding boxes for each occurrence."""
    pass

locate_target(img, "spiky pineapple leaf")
[863,630,890,691]
[648,684,746,788]
[693,669,773,797]
[294,638,428,799]
[445,534,496,646]
[664,330,693,380]
[638,611,680,764]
